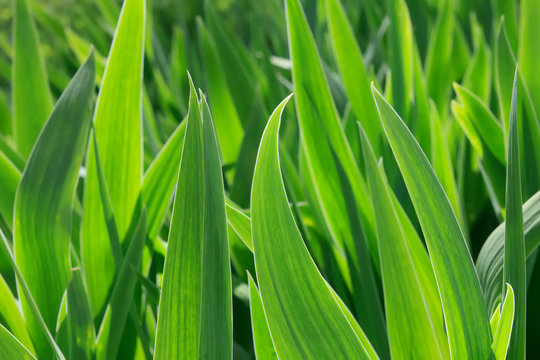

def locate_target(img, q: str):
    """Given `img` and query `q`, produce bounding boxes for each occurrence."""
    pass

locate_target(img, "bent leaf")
[360,125,449,359]
[251,94,374,359]
[372,84,492,358]
[14,51,95,358]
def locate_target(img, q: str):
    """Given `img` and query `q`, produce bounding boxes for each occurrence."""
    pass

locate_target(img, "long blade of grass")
[12,0,53,156]
[325,0,383,155]
[247,273,277,360]
[154,77,233,359]
[250,94,375,359]
[359,125,449,359]
[14,50,95,358]
[285,0,386,352]
[0,323,36,360]
[372,84,492,358]
[197,18,243,167]
[503,67,526,359]
[82,0,146,317]
[519,0,540,117]
[386,0,414,118]
[198,93,233,359]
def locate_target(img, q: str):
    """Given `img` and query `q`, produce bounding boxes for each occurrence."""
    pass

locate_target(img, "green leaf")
[490,303,502,336]
[154,77,233,359]
[14,50,95,358]
[491,284,515,360]
[12,0,53,156]
[251,94,375,359]
[1,228,65,360]
[142,120,186,240]
[453,83,505,164]
[372,84,492,358]
[503,67,526,359]
[425,0,454,113]
[325,0,383,155]
[462,16,492,104]
[359,124,449,359]
[285,0,386,352]
[496,18,540,200]
[67,268,95,360]
[477,189,540,313]
[95,210,147,360]
[0,323,36,360]
[198,93,233,359]
[82,0,145,317]
[0,150,20,227]
[387,0,414,118]
[226,203,253,252]
[197,18,243,167]
[0,274,34,353]
[519,0,540,118]
[247,273,277,360]
[429,101,468,241]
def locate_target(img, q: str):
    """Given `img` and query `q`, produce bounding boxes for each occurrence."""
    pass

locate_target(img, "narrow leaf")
[491,284,516,360]
[154,77,233,359]
[0,323,36,360]
[12,0,53,156]
[503,67,526,359]
[247,273,277,360]
[82,0,146,316]
[285,0,386,351]
[360,125,449,359]
[142,120,186,240]
[251,94,374,359]
[372,84,492,358]
[14,51,95,358]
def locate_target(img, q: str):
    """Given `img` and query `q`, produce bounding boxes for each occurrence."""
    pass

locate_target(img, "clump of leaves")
[0,0,538,359]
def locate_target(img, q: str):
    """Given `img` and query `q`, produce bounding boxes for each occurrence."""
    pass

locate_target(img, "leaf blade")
[372,84,492,358]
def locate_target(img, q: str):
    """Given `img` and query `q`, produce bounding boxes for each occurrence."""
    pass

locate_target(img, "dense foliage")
[0,0,538,358]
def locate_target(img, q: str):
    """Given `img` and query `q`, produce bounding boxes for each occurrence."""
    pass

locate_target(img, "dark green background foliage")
[0,0,538,358]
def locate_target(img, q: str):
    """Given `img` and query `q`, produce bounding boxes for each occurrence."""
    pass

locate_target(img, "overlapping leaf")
[14,51,95,358]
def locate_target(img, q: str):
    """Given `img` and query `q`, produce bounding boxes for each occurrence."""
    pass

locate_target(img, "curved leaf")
[251,94,375,359]
[247,273,277,360]
[82,0,146,316]
[12,0,53,156]
[285,0,386,352]
[14,51,95,358]
[372,84,492,358]
[359,125,449,359]
[491,284,515,360]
